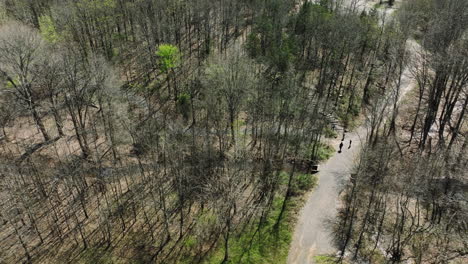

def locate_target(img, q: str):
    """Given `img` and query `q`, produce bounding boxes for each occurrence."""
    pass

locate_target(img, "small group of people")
[338,132,352,153]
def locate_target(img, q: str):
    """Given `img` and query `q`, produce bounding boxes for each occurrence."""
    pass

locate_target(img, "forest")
[0,0,466,263]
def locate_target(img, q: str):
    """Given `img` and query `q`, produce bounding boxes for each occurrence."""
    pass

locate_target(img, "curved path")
[287,1,420,262]
[287,127,366,263]
[287,42,419,264]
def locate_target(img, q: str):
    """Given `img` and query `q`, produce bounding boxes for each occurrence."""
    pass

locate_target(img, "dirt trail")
[287,42,419,263]
[287,127,366,263]
[287,1,421,263]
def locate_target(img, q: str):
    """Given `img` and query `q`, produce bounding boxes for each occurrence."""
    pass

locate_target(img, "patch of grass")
[79,248,117,264]
[336,95,361,130]
[234,119,246,130]
[198,210,218,226]
[314,254,341,263]
[184,235,197,248]
[323,126,338,139]
[316,143,335,161]
[203,171,318,264]
[292,173,318,196]
[203,197,293,264]
[303,142,335,162]
[279,171,290,185]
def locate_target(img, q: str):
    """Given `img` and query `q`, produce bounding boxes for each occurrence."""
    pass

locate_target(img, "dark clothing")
[348,140,352,149]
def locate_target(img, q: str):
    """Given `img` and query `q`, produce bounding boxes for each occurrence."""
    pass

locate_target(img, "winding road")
[287,1,420,263]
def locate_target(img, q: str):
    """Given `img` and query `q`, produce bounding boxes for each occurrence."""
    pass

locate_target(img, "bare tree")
[0,22,50,141]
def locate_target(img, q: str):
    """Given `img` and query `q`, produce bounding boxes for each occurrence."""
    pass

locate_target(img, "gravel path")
[287,42,419,264]
[287,1,421,262]
[287,127,366,264]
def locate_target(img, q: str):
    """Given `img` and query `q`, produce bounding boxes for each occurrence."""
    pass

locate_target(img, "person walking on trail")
[339,141,344,153]
[348,139,352,149]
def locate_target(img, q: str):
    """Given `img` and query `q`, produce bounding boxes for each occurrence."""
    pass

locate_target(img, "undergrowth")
[203,173,318,264]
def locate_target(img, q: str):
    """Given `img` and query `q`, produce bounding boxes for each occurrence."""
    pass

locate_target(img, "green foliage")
[101,0,116,8]
[245,33,261,58]
[0,2,6,23]
[234,119,246,131]
[39,15,60,43]
[128,83,149,93]
[177,93,191,120]
[184,235,197,249]
[304,143,335,162]
[373,3,383,9]
[77,0,116,10]
[247,0,298,71]
[268,34,297,72]
[279,171,290,186]
[79,248,116,264]
[204,198,292,264]
[292,173,318,195]
[177,93,190,105]
[336,93,361,130]
[5,79,19,89]
[323,126,338,139]
[314,255,342,264]
[203,171,317,264]
[295,1,333,30]
[198,210,218,227]
[156,44,181,73]
[316,143,335,161]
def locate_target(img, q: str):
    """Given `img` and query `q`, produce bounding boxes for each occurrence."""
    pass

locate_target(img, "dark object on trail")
[348,139,352,149]
[310,165,319,174]
[339,142,344,153]
[342,132,346,141]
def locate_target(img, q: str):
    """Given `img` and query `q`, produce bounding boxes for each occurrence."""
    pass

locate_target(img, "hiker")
[339,141,344,153]
[348,139,352,149]
[342,132,346,141]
